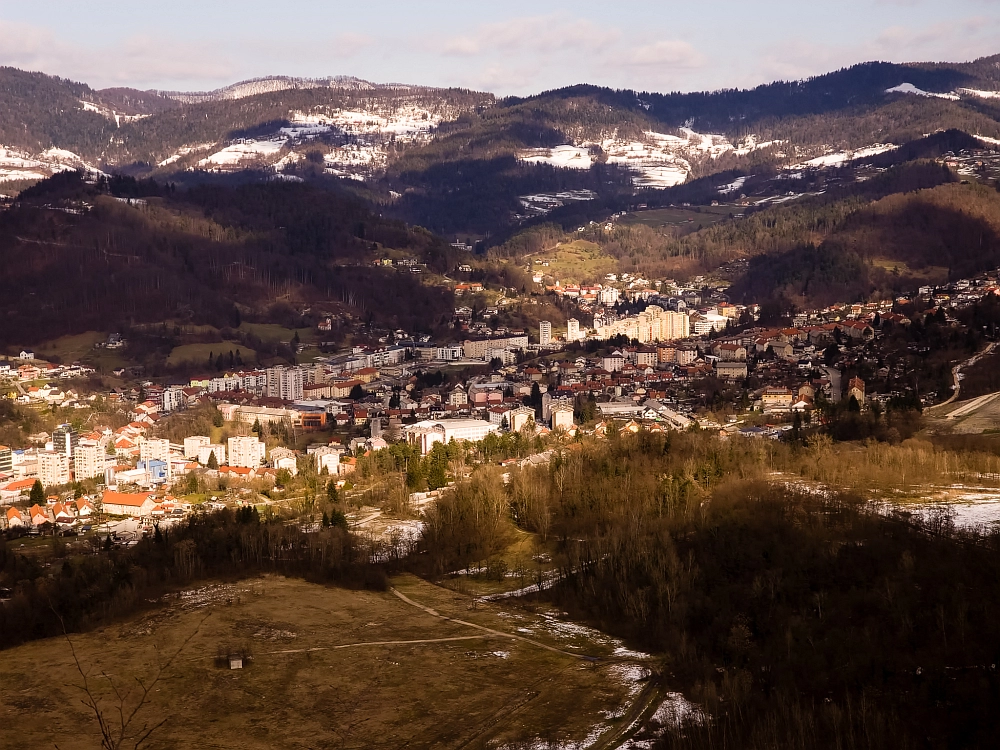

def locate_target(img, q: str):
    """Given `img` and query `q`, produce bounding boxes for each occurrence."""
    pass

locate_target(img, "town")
[2,254,997,537]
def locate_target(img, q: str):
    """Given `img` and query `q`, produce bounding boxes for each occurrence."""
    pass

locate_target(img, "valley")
[7,45,1000,750]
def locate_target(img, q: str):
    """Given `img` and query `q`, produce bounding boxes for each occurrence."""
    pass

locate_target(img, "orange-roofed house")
[0,478,37,503]
[76,498,94,517]
[6,507,24,528]
[53,502,75,523]
[29,504,49,526]
[101,490,156,517]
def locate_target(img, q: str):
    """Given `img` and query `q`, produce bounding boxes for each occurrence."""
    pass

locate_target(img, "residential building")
[313,446,344,474]
[39,451,71,488]
[101,490,156,517]
[0,445,11,476]
[401,419,500,455]
[566,318,581,342]
[635,348,658,367]
[761,387,795,413]
[551,403,575,431]
[270,447,299,476]
[140,438,170,463]
[228,436,266,468]
[184,436,211,459]
[198,444,226,466]
[602,353,626,372]
[716,361,749,380]
[73,442,106,481]
[266,366,305,401]
[539,321,552,346]
[52,424,79,458]
[462,336,529,359]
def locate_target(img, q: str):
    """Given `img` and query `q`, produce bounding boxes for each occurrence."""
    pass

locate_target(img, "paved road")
[929,341,997,412]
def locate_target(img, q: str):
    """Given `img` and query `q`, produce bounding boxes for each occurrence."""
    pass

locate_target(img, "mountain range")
[4,55,1000,351]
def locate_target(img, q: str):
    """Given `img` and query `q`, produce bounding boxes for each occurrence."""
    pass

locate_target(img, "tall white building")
[599,287,620,306]
[198,444,226,467]
[162,387,187,413]
[140,438,172,480]
[566,318,580,342]
[539,321,552,346]
[52,424,79,458]
[266,367,305,401]
[184,436,211,459]
[592,306,689,343]
[227,436,266,468]
[140,438,170,463]
[73,442,106,481]
[39,451,70,488]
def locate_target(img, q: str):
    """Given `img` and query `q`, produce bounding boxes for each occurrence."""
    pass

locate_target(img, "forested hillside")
[0,173,458,346]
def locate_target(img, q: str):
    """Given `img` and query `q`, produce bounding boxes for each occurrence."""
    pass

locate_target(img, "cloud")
[440,14,620,59]
[0,19,236,89]
[626,40,707,68]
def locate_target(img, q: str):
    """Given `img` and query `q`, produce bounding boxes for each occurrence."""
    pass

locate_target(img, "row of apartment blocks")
[592,306,692,343]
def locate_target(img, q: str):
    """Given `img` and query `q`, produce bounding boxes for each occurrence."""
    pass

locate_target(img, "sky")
[1,1,999,96]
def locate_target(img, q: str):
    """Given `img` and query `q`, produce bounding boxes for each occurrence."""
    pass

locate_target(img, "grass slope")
[0,574,641,749]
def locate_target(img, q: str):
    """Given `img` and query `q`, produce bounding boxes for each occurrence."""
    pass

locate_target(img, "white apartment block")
[184,436,211,459]
[539,321,552,346]
[598,287,620,306]
[198,444,226,467]
[566,318,581,342]
[592,306,689,343]
[162,386,187,413]
[39,451,70,488]
[266,367,305,401]
[462,336,529,359]
[402,419,499,455]
[140,438,171,463]
[73,442,106,481]
[227,436,266,468]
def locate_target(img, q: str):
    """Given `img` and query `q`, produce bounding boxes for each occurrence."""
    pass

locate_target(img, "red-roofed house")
[6,507,24,528]
[101,490,156,517]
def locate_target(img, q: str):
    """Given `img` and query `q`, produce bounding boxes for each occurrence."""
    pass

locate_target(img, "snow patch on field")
[885,83,960,100]
[519,189,598,217]
[0,144,102,183]
[519,145,594,169]
[718,175,747,194]
[197,139,286,167]
[157,143,215,167]
[960,88,1000,99]
[518,128,781,188]
[795,144,897,168]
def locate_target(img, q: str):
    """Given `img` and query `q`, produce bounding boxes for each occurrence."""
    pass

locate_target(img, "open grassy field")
[870,257,949,283]
[166,342,257,366]
[533,240,616,284]
[24,331,105,363]
[238,322,318,344]
[0,574,658,750]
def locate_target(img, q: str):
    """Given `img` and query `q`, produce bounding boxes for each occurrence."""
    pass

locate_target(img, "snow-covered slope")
[180,102,456,178]
[0,145,104,185]
[516,129,785,187]
[885,83,960,101]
